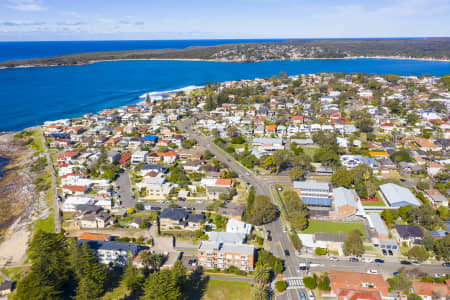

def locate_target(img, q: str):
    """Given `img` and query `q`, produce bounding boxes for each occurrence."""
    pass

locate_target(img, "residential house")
[392,224,424,248]
[159,208,189,231]
[412,281,449,300]
[327,270,390,299]
[226,219,252,235]
[77,239,141,266]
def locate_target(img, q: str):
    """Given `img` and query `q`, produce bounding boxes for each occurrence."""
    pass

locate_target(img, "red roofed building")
[62,185,90,195]
[57,151,80,162]
[412,281,449,300]
[215,178,235,187]
[161,151,178,164]
[328,271,390,298]
[78,232,111,241]
[292,116,304,124]
[336,288,383,300]
[119,152,132,166]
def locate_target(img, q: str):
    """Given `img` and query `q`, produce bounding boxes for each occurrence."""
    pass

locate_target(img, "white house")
[226,219,252,235]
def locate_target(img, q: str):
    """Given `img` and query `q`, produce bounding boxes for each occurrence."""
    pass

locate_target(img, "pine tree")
[143,269,180,300]
[15,231,71,300]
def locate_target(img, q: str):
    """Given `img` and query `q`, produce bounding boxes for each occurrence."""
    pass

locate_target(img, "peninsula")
[1,38,450,69]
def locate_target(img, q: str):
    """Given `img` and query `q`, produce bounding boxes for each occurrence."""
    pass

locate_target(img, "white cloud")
[7,0,46,11]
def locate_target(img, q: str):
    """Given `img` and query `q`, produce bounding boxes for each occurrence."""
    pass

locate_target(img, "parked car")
[412,261,421,266]
[400,260,411,265]
[367,269,378,274]
[349,257,359,262]
[382,249,387,255]
[308,290,314,300]
[299,291,307,300]
[177,197,186,202]
[284,250,290,256]
[329,256,339,261]
[150,206,161,211]
[374,259,384,263]
[393,272,399,276]
[362,257,373,263]
[388,250,393,256]
[442,262,450,267]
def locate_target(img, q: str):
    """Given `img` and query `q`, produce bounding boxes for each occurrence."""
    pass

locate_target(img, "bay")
[0,58,449,132]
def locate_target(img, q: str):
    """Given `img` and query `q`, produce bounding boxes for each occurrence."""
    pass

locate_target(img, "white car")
[328,256,339,261]
[362,257,373,263]
[308,290,314,300]
[367,269,378,274]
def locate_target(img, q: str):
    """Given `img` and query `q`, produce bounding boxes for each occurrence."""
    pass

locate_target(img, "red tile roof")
[412,281,449,297]
[329,271,389,297]
[78,232,111,241]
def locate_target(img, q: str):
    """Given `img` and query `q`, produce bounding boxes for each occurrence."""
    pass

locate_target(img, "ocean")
[0,58,449,132]
[0,40,449,132]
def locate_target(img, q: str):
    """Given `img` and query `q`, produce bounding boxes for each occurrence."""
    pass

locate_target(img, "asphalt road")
[116,170,134,209]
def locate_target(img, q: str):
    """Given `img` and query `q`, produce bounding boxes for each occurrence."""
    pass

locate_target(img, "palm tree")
[141,252,162,271]
[252,285,268,300]
[253,265,270,286]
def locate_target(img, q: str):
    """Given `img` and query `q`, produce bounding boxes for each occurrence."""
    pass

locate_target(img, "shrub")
[303,276,317,290]
[314,247,328,255]
[275,280,287,292]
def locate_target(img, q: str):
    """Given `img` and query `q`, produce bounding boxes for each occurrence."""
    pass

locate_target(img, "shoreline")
[1,55,449,70]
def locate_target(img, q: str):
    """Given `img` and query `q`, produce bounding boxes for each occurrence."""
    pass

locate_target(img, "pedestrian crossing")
[286,278,304,288]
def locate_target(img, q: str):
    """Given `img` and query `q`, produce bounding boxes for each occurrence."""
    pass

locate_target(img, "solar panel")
[300,197,331,206]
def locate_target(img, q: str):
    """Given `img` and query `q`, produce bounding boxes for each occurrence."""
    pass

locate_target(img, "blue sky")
[0,0,449,40]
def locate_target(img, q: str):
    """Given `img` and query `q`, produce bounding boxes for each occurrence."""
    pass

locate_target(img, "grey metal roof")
[293,181,330,191]
[333,187,358,209]
[198,241,254,254]
[368,213,389,237]
[379,183,421,207]
[252,137,283,144]
[206,232,246,244]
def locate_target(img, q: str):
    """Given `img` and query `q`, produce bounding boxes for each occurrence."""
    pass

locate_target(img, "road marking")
[274,241,281,246]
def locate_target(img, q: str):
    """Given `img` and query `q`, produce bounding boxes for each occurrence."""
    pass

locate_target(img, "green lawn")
[31,129,44,153]
[303,147,319,158]
[361,199,386,207]
[2,266,30,282]
[362,193,386,207]
[201,280,252,300]
[302,220,366,237]
[34,212,55,233]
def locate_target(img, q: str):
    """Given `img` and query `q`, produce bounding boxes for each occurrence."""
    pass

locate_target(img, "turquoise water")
[0,58,449,131]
